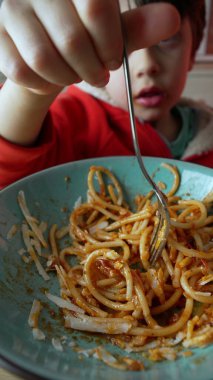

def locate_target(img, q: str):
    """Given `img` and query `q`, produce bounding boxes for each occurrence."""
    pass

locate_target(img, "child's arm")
[0,0,180,146]
[0,80,60,145]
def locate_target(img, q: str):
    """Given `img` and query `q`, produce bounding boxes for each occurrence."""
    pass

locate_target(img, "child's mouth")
[135,87,165,107]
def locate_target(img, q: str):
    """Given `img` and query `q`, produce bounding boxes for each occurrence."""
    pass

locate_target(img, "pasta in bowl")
[0,156,212,380]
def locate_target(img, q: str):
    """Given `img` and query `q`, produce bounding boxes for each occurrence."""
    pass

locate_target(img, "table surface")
[0,368,22,379]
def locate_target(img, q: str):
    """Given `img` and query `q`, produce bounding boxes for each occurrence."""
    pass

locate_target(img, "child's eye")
[157,33,180,48]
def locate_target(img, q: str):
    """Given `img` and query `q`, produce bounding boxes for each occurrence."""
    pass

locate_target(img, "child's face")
[106,17,194,124]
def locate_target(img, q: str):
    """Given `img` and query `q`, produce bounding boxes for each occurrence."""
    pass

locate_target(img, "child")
[0,0,212,190]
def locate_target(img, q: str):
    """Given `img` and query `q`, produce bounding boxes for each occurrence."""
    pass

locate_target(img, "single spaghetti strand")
[130,297,193,337]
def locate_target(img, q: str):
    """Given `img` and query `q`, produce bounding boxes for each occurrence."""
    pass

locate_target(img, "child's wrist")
[0,80,61,146]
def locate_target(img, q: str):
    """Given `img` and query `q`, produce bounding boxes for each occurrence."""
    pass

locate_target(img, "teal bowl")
[0,156,213,380]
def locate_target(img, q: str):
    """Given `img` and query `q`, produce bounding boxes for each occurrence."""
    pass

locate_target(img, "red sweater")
[0,86,212,189]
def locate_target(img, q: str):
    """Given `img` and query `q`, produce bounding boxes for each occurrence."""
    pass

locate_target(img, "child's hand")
[0,0,179,94]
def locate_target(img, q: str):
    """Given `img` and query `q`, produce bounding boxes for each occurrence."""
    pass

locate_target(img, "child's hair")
[135,0,206,57]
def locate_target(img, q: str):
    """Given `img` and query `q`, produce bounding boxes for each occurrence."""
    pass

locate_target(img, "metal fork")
[123,47,170,266]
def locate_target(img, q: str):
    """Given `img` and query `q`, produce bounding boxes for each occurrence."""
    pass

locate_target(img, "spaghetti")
[18,164,213,367]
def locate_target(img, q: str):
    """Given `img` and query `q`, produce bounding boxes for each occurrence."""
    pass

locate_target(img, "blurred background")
[184,0,213,106]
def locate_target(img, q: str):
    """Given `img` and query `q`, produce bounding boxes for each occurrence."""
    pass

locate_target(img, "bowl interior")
[0,156,213,380]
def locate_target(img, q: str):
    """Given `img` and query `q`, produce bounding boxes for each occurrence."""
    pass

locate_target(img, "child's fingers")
[33,0,179,86]
[122,4,180,53]
[0,1,81,87]
[33,0,110,87]
[0,0,180,91]
[72,0,123,71]
[0,30,63,94]
[0,28,47,87]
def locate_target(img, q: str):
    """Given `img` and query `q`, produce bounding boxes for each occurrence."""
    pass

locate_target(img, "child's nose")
[133,48,160,77]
